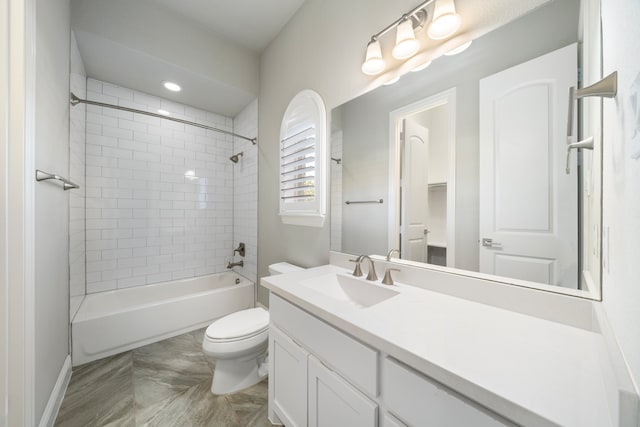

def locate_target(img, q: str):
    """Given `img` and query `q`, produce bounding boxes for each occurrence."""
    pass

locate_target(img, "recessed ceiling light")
[162,81,181,92]
[157,109,171,116]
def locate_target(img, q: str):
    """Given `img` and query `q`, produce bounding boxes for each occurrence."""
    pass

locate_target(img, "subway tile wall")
[84,79,239,293]
[231,100,258,283]
[69,32,86,306]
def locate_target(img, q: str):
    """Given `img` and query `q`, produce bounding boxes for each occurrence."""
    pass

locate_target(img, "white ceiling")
[71,0,306,117]
[152,0,307,53]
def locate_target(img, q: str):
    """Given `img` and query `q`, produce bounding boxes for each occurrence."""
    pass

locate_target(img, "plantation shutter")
[279,90,327,227]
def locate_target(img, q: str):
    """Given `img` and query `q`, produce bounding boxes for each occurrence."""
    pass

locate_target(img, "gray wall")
[333,0,579,271]
[34,0,71,422]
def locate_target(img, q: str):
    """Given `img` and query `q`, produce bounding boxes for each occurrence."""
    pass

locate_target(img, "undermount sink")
[299,273,399,308]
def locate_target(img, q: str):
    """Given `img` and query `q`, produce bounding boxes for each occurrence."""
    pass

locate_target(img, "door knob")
[482,238,502,248]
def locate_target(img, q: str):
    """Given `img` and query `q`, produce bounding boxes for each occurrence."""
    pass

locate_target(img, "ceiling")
[71,0,306,117]
[152,0,306,53]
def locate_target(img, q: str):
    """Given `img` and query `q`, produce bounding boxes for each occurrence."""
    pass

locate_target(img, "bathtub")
[72,272,254,366]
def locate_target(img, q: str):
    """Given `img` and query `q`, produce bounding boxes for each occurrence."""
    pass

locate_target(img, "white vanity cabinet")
[268,293,514,427]
[269,294,379,427]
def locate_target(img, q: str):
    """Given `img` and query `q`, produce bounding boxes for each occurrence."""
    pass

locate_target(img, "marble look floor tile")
[141,380,240,427]
[55,352,134,427]
[225,379,268,424]
[132,332,213,424]
[242,404,272,427]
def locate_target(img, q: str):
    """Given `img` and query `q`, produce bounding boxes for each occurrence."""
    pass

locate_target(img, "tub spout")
[227,260,244,269]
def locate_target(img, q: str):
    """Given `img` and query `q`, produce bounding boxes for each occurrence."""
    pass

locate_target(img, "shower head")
[230,152,244,163]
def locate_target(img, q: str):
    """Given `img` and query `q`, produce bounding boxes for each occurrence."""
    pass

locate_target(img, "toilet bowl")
[202,262,302,395]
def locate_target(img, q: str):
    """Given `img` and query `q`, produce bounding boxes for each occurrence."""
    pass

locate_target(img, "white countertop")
[262,264,614,427]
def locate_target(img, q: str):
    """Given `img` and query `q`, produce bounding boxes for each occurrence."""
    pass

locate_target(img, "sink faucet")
[386,248,400,261]
[227,260,244,269]
[351,255,378,281]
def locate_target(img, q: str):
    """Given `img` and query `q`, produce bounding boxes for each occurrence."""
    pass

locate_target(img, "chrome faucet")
[351,255,378,281]
[227,260,244,269]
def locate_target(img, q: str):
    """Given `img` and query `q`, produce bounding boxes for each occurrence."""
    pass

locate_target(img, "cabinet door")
[269,325,309,427]
[308,355,377,427]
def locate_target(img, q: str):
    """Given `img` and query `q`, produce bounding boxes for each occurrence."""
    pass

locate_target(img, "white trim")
[388,88,457,267]
[38,356,71,427]
[279,212,326,227]
[0,0,9,422]
[5,0,37,424]
[279,90,328,228]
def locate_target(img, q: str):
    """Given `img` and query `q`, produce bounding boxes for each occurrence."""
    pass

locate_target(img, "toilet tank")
[268,262,303,276]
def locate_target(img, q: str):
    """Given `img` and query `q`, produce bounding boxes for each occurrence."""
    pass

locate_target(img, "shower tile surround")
[83,79,257,293]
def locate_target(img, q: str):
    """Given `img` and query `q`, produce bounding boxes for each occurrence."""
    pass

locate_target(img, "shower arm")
[70,93,257,145]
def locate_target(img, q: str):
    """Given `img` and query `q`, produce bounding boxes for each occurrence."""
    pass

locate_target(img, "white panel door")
[479,44,578,288]
[269,325,309,427]
[308,355,377,427]
[401,119,430,263]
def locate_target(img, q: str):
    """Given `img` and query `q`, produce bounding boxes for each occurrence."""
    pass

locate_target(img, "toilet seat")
[205,307,269,342]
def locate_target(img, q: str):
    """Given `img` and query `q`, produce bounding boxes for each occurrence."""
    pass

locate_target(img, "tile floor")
[54,328,272,427]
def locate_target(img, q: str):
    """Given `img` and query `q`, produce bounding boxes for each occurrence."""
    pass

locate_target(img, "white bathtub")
[72,272,254,366]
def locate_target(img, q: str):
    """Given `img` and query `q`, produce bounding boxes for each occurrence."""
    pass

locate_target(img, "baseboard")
[38,355,71,427]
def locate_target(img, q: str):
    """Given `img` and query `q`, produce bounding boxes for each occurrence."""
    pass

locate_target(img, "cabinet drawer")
[382,357,514,426]
[270,294,378,396]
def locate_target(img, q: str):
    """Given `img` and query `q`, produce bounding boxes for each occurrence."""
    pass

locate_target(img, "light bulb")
[392,19,419,60]
[361,39,385,75]
[428,0,461,40]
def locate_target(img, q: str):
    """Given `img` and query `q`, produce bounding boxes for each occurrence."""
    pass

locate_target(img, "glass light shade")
[445,40,472,56]
[383,76,401,86]
[392,19,419,60]
[427,0,461,40]
[411,60,432,72]
[361,40,385,75]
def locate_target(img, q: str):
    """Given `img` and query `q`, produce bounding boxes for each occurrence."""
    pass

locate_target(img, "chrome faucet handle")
[382,268,400,285]
[386,248,400,261]
[349,257,363,277]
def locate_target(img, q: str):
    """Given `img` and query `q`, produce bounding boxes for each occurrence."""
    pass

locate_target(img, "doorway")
[388,88,456,267]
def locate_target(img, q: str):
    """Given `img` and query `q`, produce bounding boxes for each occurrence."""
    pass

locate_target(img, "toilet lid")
[206,307,269,340]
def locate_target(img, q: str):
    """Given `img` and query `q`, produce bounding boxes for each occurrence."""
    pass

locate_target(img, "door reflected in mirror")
[330,0,602,299]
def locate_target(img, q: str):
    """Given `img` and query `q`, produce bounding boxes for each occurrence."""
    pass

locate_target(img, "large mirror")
[330,0,603,299]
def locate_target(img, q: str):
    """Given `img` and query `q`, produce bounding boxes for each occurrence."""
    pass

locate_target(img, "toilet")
[203,262,303,395]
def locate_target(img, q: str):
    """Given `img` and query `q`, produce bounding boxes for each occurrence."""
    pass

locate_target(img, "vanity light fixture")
[360,0,462,76]
[162,81,181,92]
[392,17,420,59]
[362,39,385,75]
[444,40,472,56]
[384,76,401,86]
[411,60,433,72]
[427,0,461,40]
[157,109,171,116]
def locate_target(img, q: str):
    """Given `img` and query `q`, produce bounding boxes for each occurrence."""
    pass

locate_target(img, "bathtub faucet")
[227,260,244,269]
